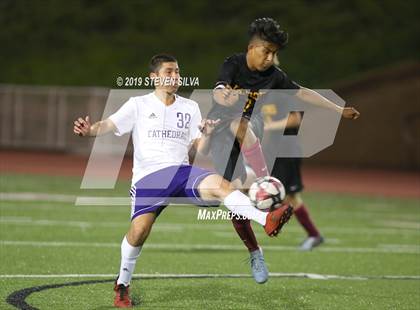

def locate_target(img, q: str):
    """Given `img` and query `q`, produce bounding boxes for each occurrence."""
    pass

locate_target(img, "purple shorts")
[130,165,218,220]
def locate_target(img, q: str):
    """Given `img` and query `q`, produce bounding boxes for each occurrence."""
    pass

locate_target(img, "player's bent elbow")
[198,174,231,201]
[104,119,117,134]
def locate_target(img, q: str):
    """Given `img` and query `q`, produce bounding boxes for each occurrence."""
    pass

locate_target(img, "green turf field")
[1,174,419,309]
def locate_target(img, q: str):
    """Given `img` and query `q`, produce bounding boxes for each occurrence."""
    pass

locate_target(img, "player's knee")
[286,193,302,207]
[199,174,236,201]
[210,175,232,199]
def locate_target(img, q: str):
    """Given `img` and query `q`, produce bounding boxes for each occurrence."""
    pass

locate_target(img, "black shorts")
[209,114,264,183]
[271,158,304,194]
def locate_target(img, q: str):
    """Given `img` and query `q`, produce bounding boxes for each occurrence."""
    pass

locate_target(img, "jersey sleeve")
[189,102,202,142]
[108,97,137,136]
[214,55,238,88]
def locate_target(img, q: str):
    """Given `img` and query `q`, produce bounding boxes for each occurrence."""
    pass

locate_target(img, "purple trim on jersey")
[130,165,217,221]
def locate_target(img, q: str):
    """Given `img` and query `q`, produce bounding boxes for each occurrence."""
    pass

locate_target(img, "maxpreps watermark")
[116,76,199,87]
[197,209,249,221]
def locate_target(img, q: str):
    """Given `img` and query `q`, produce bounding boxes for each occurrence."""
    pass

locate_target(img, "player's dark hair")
[248,18,288,49]
[149,54,177,72]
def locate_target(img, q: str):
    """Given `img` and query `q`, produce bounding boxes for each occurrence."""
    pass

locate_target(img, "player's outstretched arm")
[296,87,360,120]
[73,116,117,137]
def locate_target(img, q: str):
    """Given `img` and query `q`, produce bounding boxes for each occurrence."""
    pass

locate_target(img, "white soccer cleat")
[299,236,324,251]
[249,247,269,284]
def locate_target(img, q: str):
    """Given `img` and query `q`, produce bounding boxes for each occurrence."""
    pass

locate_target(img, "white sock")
[117,236,141,286]
[223,190,267,226]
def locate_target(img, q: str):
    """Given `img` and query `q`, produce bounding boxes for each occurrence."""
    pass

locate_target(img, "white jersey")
[109,92,202,185]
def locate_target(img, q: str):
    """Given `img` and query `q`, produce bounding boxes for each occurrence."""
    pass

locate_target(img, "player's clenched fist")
[213,85,240,107]
[73,116,91,137]
[342,107,360,120]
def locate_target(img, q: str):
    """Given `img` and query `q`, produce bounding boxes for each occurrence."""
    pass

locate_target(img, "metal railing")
[0,84,109,152]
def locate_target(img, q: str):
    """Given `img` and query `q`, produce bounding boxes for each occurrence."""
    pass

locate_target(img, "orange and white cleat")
[264,204,293,236]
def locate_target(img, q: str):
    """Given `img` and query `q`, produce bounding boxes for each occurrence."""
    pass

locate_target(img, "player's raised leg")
[231,117,268,178]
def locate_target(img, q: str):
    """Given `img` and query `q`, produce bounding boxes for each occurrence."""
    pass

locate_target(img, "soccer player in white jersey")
[73,54,293,308]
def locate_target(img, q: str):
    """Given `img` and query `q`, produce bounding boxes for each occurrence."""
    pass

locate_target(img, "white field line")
[0,273,419,281]
[377,220,420,230]
[1,193,206,206]
[75,196,129,206]
[378,244,420,250]
[0,217,182,231]
[0,193,130,206]
[363,202,419,209]
[2,192,420,222]
[4,192,420,217]
[212,231,342,244]
[3,191,420,211]
[0,204,124,213]
[2,204,419,224]
[0,240,419,254]
[0,192,76,203]
[1,216,419,236]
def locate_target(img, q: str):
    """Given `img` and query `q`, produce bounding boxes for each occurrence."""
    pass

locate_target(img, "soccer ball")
[249,176,286,211]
